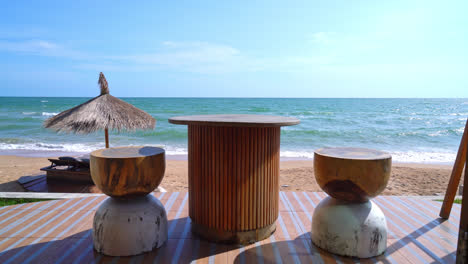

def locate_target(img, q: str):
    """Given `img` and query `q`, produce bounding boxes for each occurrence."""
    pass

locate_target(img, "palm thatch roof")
[44,72,155,134]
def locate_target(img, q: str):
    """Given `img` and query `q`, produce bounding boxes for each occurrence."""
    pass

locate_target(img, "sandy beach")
[0,155,455,196]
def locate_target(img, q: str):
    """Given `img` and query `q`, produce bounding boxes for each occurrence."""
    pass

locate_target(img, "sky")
[0,0,467,98]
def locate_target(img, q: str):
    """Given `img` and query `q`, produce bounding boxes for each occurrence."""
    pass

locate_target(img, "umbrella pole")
[105,128,109,148]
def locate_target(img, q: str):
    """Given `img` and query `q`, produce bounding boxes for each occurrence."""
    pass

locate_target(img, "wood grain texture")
[42,167,92,183]
[191,221,276,245]
[169,114,300,127]
[90,146,165,197]
[105,128,109,148]
[440,119,468,219]
[314,147,391,202]
[188,125,280,243]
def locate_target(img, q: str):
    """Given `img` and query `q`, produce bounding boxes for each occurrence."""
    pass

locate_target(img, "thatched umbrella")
[44,72,155,148]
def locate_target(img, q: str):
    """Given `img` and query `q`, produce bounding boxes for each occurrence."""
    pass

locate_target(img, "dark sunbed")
[40,155,93,184]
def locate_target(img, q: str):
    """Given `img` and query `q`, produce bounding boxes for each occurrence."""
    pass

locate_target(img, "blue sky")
[0,1,466,97]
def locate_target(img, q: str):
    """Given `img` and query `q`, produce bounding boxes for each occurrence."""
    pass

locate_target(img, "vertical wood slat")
[219,127,224,230]
[208,127,216,228]
[265,128,270,226]
[202,125,207,226]
[188,125,280,232]
[188,125,193,219]
[236,127,241,230]
[262,128,267,227]
[215,126,220,229]
[241,127,247,230]
[249,128,255,230]
[257,128,262,227]
[274,128,279,218]
[227,127,232,231]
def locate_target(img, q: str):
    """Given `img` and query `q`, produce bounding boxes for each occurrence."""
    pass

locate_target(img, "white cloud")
[0,40,57,53]
[0,39,331,73]
[111,41,338,73]
[1,38,458,78]
[117,42,247,73]
[0,39,90,60]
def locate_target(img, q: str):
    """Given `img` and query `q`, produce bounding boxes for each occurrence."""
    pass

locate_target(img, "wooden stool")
[90,146,167,256]
[311,147,391,258]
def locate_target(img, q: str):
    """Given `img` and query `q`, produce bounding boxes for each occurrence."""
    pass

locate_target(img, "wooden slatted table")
[169,114,300,244]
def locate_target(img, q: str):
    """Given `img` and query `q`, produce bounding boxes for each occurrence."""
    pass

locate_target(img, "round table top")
[91,146,165,159]
[169,114,300,127]
[314,147,391,160]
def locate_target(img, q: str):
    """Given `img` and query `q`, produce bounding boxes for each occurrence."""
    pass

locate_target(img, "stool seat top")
[314,147,391,160]
[169,114,300,127]
[91,146,165,159]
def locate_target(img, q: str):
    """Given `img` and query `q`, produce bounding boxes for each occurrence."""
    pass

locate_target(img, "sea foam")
[0,142,102,153]
[0,142,457,163]
[280,150,456,164]
[42,112,58,116]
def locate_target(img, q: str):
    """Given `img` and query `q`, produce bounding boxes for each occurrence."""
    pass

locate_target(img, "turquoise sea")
[0,97,467,163]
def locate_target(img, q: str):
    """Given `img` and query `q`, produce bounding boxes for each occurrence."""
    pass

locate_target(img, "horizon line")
[0,96,467,99]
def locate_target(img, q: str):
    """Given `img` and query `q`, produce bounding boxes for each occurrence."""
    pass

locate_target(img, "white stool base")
[311,197,387,258]
[93,194,168,256]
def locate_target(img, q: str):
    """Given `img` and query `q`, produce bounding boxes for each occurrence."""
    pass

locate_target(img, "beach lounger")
[40,155,93,184]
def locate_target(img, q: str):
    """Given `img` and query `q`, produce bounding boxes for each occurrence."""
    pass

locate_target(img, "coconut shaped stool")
[311,147,391,258]
[90,146,167,256]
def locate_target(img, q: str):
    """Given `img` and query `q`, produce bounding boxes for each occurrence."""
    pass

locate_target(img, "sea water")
[0,97,466,163]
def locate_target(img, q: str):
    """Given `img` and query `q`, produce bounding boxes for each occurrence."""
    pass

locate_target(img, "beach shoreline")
[0,154,454,196]
[0,149,455,165]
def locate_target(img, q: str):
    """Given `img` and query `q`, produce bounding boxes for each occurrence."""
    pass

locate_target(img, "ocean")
[0,97,466,163]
